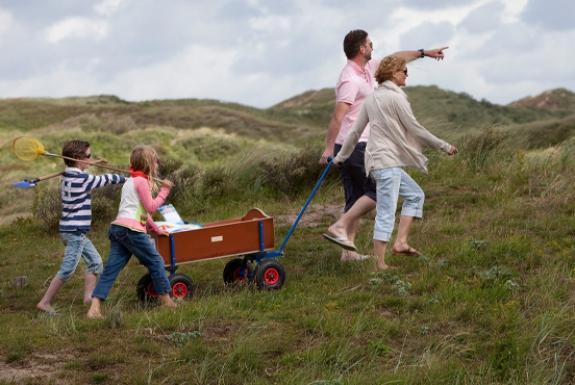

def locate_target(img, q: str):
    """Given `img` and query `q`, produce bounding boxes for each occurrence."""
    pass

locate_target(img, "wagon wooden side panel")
[155,208,275,265]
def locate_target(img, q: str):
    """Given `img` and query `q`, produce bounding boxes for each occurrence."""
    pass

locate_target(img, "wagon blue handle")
[277,158,334,254]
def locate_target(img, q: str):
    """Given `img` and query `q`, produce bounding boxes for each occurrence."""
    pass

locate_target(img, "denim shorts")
[370,167,424,242]
[334,142,377,212]
[57,231,103,281]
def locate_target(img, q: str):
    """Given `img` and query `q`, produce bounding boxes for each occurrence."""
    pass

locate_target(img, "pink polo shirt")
[334,58,380,145]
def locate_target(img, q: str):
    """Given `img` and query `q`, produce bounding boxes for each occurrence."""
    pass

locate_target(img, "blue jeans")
[371,167,424,242]
[57,231,103,281]
[92,225,171,300]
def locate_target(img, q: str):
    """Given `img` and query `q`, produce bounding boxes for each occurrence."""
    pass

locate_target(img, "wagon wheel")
[223,258,253,286]
[169,274,194,300]
[137,273,159,305]
[254,260,285,290]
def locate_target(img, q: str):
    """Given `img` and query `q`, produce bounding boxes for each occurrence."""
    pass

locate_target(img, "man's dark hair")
[343,29,368,59]
[62,140,90,167]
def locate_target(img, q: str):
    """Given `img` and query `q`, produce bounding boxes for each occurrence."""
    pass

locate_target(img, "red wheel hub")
[171,282,189,298]
[263,268,280,285]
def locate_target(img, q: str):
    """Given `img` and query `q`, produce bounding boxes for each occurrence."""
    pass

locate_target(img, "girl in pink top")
[88,146,176,318]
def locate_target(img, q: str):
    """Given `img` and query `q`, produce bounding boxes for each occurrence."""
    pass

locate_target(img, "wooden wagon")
[136,160,335,302]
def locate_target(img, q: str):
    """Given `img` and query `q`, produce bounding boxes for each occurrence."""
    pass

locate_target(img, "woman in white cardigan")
[333,55,458,271]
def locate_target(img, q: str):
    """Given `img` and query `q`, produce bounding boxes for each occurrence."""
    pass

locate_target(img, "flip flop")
[392,247,422,257]
[322,232,357,251]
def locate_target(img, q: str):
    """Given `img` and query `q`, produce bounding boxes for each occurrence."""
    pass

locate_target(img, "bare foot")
[375,262,396,271]
[327,223,348,240]
[87,298,103,319]
[164,301,177,309]
[36,303,57,314]
[83,297,92,305]
[86,309,103,319]
[392,243,421,256]
[159,295,177,309]
[341,250,370,262]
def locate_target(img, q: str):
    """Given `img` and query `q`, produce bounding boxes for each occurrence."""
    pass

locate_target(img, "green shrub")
[200,164,237,198]
[168,163,203,206]
[33,184,122,234]
[180,134,242,162]
[91,185,123,226]
[233,144,327,197]
[33,186,61,232]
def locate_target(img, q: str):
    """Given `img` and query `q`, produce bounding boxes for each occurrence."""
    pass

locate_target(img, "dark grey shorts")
[334,142,376,212]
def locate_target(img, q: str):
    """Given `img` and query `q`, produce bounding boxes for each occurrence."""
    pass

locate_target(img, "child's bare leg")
[87,298,103,319]
[37,276,64,313]
[159,294,177,309]
[83,273,97,304]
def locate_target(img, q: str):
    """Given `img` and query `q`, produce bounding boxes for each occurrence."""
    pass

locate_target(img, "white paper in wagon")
[155,204,202,233]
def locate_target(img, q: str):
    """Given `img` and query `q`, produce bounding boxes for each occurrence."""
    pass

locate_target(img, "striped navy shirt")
[59,167,126,233]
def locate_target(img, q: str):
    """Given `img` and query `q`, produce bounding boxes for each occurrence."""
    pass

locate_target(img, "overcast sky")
[0,0,573,108]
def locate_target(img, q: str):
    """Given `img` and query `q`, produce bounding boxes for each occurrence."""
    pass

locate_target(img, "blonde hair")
[375,55,406,84]
[130,145,159,191]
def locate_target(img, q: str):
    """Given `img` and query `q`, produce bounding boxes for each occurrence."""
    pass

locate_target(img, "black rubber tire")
[137,273,159,305]
[223,258,253,286]
[254,260,285,290]
[169,274,194,300]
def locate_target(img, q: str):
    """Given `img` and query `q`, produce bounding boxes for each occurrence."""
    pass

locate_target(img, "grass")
[2,148,575,384]
[1,89,575,384]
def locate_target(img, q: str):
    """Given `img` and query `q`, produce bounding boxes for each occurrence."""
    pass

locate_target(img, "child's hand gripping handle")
[161,179,174,189]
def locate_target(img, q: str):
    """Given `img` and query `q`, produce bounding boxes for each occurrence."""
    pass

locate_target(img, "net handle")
[43,152,163,182]
[43,152,127,174]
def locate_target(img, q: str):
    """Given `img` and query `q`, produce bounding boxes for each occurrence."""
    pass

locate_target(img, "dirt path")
[0,353,72,384]
[275,203,342,228]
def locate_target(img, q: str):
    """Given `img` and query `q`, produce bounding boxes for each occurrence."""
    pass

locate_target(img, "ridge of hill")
[509,88,575,111]
[1,86,568,145]
[0,97,321,145]
[271,86,564,137]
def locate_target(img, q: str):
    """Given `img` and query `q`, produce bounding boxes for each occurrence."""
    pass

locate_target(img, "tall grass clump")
[231,143,327,197]
[167,142,331,216]
[460,128,507,172]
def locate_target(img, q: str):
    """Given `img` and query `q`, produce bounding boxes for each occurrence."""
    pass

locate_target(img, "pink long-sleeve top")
[112,176,170,234]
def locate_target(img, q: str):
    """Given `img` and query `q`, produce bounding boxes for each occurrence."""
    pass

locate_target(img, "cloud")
[401,0,482,10]
[423,15,575,105]
[249,15,291,32]
[522,0,575,31]
[399,21,455,49]
[458,1,504,33]
[94,0,127,17]
[0,0,572,108]
[0,8,14,40]
[478,28,575,84]
[3,1,93,26]
[45,17,109,43]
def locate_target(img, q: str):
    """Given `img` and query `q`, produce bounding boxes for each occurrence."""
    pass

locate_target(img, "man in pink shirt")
[319,29,447,261]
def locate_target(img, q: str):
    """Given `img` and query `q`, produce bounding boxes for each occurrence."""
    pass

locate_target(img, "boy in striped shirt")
[37,140,125,315]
